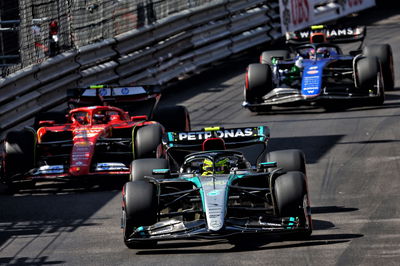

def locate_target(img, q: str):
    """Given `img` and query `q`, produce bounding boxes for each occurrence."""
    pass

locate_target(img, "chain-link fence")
[0,0,20,77]
[1,0,219,77]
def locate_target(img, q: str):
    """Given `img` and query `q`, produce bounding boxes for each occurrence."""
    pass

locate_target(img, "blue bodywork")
[243,42,383,109]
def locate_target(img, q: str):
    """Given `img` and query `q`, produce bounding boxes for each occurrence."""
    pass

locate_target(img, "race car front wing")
[124,216,310,242]
[242,86,382,108]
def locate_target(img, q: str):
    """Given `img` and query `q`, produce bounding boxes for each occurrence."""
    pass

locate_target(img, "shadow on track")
[0,256,64,266]
[134,232,363,255]
[312,205,359,214]
[133,204,361,255]
[0,181,121,257]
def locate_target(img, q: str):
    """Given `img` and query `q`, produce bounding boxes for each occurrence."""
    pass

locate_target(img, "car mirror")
[39,120,55,127]
[258,161,277,170]
[152,168,170,177]
[131,115,148,122]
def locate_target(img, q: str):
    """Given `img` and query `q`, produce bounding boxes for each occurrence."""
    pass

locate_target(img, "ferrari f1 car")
[243,25,394,112]
[0,85,190,188]
[121,126,312,248]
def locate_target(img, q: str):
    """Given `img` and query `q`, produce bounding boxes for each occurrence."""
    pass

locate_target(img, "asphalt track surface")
[1,6,400,266]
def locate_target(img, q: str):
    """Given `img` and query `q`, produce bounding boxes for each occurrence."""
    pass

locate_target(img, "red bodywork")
[34,106,161,180]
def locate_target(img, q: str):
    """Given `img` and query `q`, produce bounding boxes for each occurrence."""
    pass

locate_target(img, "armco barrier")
[0,65,40,106]
[36,51,80,85]
[0,0,375,133]
[76,39,118,68]
[78,61,119,87]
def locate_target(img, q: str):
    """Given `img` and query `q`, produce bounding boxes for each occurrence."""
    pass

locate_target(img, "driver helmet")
[316,47,330,58]
[93,113,107,124]
[308,48,316,59]
[73,112,89,125]
[202,158,230,176]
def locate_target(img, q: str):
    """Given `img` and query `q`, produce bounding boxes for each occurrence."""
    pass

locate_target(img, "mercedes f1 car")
[0,85,190,188]
[121,126,312,248]
[243,25,394,112]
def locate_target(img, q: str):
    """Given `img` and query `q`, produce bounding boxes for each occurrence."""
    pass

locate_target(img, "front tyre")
[363,44,395,90]
[274,171,312,239]
[244,64,272,112]
[122,180,158,249]
[356,56,384,105]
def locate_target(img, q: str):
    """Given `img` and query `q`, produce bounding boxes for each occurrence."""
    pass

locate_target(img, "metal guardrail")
[0,0,374,133]
[0,0,279,133]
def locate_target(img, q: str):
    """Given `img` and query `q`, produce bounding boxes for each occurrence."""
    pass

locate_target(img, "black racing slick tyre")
[260,50,290,65]
[134,123,163,158]
[122,180,158,249]
[153,105,191,132]
[363,44,395,90]
[274,171,312,239]
[356,56,379,90]
[356,56,385,105]
[129,158,169,181]
[274,171,306,216]
[245,63,273,112]
[265,149,306,174]
[2,129,36,181]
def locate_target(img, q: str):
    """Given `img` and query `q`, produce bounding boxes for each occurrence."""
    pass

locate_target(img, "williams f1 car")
[0,85,190,188]
[243,25,394,112]
[121,126,312,248]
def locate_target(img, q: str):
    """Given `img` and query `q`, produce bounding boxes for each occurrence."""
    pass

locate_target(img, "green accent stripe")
[90,85,104,89]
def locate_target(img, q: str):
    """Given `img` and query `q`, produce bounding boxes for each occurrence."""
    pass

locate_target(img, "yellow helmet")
[201,158,230,175]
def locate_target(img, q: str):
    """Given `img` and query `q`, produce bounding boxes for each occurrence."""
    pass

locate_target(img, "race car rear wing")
[67,85,161,105]
[164,126,269,148]
[286,25,366,46]
[67,84,162,116]
[164,126,270,167]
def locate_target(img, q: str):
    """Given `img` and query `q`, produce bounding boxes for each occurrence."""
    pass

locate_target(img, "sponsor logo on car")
[299,27,356,39]
[307,70,319,75]
[176,128,255,141]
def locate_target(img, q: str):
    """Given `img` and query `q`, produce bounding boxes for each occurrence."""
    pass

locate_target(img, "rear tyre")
[134,124,163,158]
[153,105,191,131]
[274,171,312,239]
[265,149,306,174]
[245,64,272,112]
[260,50,290,65]
[363,44,394,90]
[2,130,36,182]
[34,111,66,129]
[122,180,158,248]
[130,158,169,181]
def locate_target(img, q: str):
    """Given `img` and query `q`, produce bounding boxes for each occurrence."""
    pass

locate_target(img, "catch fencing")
[0,0,375,132]
[2,0,218,76]
[0,0,280,131]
